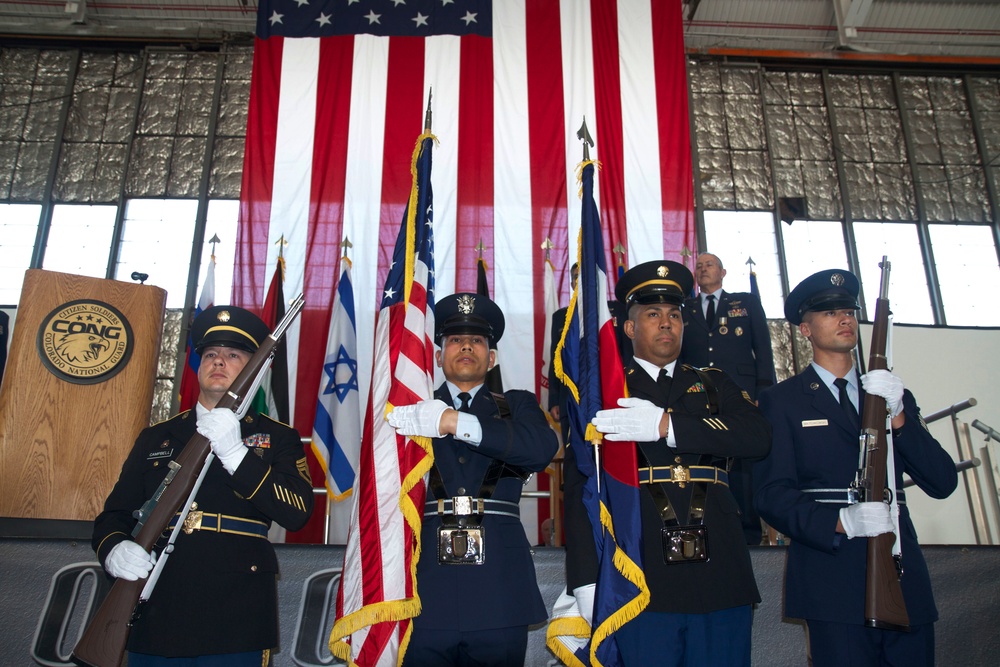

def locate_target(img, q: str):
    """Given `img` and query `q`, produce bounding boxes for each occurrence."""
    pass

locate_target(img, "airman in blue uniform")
[754,269,958,667]
[681,252,775,545]
[388,293,558,667]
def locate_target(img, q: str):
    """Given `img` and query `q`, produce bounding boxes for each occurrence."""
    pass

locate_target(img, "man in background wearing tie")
[681,252,775,545]
[566,261,771,666]
[388,292,558,667]
[753,269,957,666]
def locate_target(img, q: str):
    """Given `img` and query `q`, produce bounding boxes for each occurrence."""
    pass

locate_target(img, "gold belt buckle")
[671,465,690,488]
[183,510,204,534]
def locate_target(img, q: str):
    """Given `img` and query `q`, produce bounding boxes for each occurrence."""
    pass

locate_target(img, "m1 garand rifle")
[852,257,909,631]
[72,294,305,667]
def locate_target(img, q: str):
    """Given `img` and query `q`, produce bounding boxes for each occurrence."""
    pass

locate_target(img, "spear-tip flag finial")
[577,116,594,161]
[541,237,554,261]
[208,233,221,260]
[342,236,353,259]
[424,87,433,132]
[275,234,288,259]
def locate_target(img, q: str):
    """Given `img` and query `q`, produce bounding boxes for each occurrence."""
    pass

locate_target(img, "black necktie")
[834,378,859,428]
[657,367,672,393]
[457,392,472,412]
[705,294,716,329]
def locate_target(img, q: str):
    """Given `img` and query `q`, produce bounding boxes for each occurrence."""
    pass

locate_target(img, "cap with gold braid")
[615,259,694,308]
[191,305,271,354]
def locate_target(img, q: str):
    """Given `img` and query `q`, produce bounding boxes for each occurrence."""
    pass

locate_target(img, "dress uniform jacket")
[681,291,774,401]
[754,366,958,625]
[92,409,314,657]
[565,362,772,614]
[414,385,558,631]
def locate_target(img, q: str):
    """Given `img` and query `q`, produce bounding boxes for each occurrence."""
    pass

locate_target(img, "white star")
[441,0,454,5]
[316,12,332,26]
[269,11,284,25]
[294,0,308,7]
[348,0,361,4]
[412,12,429,27]
[391,0,406,6]
[461,11,477,25]
[384,287,396,301]
[365,10,381,24]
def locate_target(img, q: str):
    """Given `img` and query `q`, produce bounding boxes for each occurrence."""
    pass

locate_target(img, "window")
[43,204,118,279]
[115,199,198,308]
[853,222,933,324]
[780,219,849,293]
[200,200,240,305]
[0,204,41,305]
[928,224,1000,326]
[703,210,784,317]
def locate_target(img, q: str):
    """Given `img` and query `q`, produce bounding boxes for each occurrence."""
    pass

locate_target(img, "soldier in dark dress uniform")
[565,261,772,666]
[92,306,314,666]
[753,269,958,667]
[680,252,775,544]
[387,293,559,667]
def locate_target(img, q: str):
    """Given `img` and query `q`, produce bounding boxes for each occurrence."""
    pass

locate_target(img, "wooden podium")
[0,270,166,533]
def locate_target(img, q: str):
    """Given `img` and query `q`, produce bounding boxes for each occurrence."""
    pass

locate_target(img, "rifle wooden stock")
[73,297,303,667]
[861,258,909,631]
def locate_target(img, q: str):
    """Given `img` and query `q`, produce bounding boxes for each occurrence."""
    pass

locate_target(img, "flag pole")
[577,116,602,494]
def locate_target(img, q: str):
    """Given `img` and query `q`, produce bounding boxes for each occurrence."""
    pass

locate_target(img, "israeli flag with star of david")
[312,256,360,522]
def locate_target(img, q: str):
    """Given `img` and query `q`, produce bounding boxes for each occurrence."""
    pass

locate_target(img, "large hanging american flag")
[234,0,695,543]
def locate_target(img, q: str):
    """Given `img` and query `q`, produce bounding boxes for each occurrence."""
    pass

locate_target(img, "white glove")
[591,397,664,442]
[839,502,894,539]
[573,583,596,627]
[197,407,247,474]
[105,541,157,581]
[387,399,450,438]
[861,369,904,418]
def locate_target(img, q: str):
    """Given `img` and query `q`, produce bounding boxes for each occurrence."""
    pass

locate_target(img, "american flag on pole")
[329,131,437,667]
[235,0,695,543]
[178,254,214,412]
[547,160,649,667]
[311,255,360,542]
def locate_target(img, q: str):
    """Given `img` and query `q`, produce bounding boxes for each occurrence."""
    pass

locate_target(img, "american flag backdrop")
[234,0,696,543]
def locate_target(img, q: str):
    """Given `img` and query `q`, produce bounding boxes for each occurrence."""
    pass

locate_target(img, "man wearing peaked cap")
[190,305,272,353]
[614,259,694,307]
[753,268,957,667]
[90,304,314,665]
[387,292,557,667]
[434,291,505,346]
[564,259,771,666]
[783,268,861,325]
